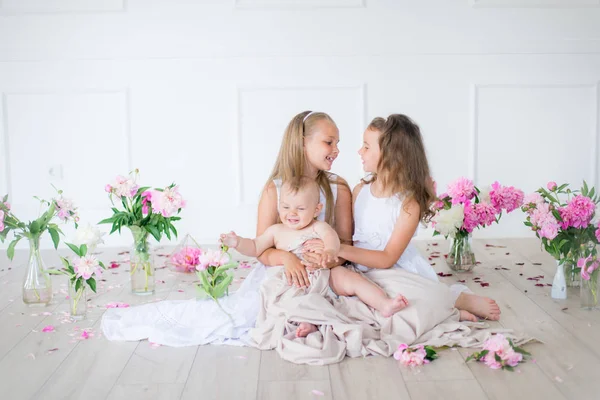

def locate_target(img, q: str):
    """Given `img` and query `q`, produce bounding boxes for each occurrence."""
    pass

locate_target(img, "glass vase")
[22,236,52,306]
[68,281,87,320]
[129,226,155,295]
[446,234,476,272]
[581,271,599,309]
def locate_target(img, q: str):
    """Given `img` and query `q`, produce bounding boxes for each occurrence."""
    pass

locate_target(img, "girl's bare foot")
[381,295,409,317]
[296,322,318,338]
[456,293,501,321]
[459,309,478,322]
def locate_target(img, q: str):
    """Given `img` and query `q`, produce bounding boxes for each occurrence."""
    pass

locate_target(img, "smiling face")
[278,181,322,230]
[358,127,381,174]
[304,119,340,173]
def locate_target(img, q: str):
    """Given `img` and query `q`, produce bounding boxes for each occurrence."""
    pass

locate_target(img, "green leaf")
[169,223,178,238]
[494,353,502,362]
[75,278,82,293]
[98,217,117,225]
[48,228,60,249]
[215,262,238,275]
[198,270,211,291]
[7,236,22,260]
[66,243,81,257]
[465,354,475,363]
[79,244,88,257]
[503,365,515,372]
[86,277,97,293]
[513,347,532,357]
[583,180,589,196]
[146,225,161,242]
[213,274,233,298]
[60,257,70,268]
[29,220,40,235]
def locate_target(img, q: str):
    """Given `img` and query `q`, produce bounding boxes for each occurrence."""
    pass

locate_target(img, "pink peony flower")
[489,182,524,213]
[110,175,139,199]
[522,193,544,214]
[503,349,523,367]
[462,201,479,233]
[447,178,476,205]
[547,181,557,191]
[395,345,428,367]
[196,249,230,271]
[563,195,595,229]
[483,352,502,369]
[529,203,560,240]
[0,210,4,232]
[171,246,203,272]
[473,202,497,228]
[104,184,112,193]
[393,343,409,360]
[55,197,78,222]
[150,186,186,218]
[73,255,102,280]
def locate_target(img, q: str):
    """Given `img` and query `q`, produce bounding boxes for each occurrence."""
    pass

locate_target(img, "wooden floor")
[0,238,599,400]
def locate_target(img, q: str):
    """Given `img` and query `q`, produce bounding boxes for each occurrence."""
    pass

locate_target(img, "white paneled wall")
[1,1,599,249]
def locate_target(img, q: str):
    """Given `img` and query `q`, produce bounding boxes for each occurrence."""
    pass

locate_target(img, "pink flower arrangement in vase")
[432,178,524,271]
[522,181,599,305]
[100,169,186,295]
[47,243,106,320]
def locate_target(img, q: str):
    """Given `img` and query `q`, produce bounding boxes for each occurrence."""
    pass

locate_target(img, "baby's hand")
[219,231,240,248]
[321,249,338,268]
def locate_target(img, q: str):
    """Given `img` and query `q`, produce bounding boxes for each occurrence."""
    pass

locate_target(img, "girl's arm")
[339,190,421,270]
[255,182,310,287]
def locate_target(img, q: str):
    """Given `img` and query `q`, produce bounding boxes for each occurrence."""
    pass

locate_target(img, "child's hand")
[219,231,240,248]
[302,238,325,253]
[321,250,338,269]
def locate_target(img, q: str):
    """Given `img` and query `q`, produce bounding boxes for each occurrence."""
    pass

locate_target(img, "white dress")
[352,183,468,300]
[101,178,338,346]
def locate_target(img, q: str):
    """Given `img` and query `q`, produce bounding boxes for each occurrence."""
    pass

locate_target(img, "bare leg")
[455,292,501,321]
[330,267,408,317]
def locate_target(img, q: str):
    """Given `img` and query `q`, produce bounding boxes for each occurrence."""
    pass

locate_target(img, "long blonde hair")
[363,114,436,222]
[266,111,338,225]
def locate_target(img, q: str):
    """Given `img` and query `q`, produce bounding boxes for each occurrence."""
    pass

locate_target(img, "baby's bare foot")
[296,322,318,338]
[381,295,409,317]
[459,309,478,322]
[459,293,501,321]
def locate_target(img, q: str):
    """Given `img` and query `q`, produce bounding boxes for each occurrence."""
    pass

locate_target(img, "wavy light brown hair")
[364,114,436,222]
[265,111,340,225]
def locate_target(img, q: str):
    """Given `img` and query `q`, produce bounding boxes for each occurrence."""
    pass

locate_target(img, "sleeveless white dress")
[352,183,468,300]
[101,178,338,346]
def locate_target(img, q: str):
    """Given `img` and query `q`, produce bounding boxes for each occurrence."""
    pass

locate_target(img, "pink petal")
[105,302,130,309]
[42,325,55,333]
[239,261,252,269]
[311,390,325,396]
[80,330,90,340]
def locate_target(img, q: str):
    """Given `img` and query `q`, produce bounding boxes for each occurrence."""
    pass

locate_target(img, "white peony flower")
[478,185,492,205]
[432,204,464,238]
[72,223,105,252]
